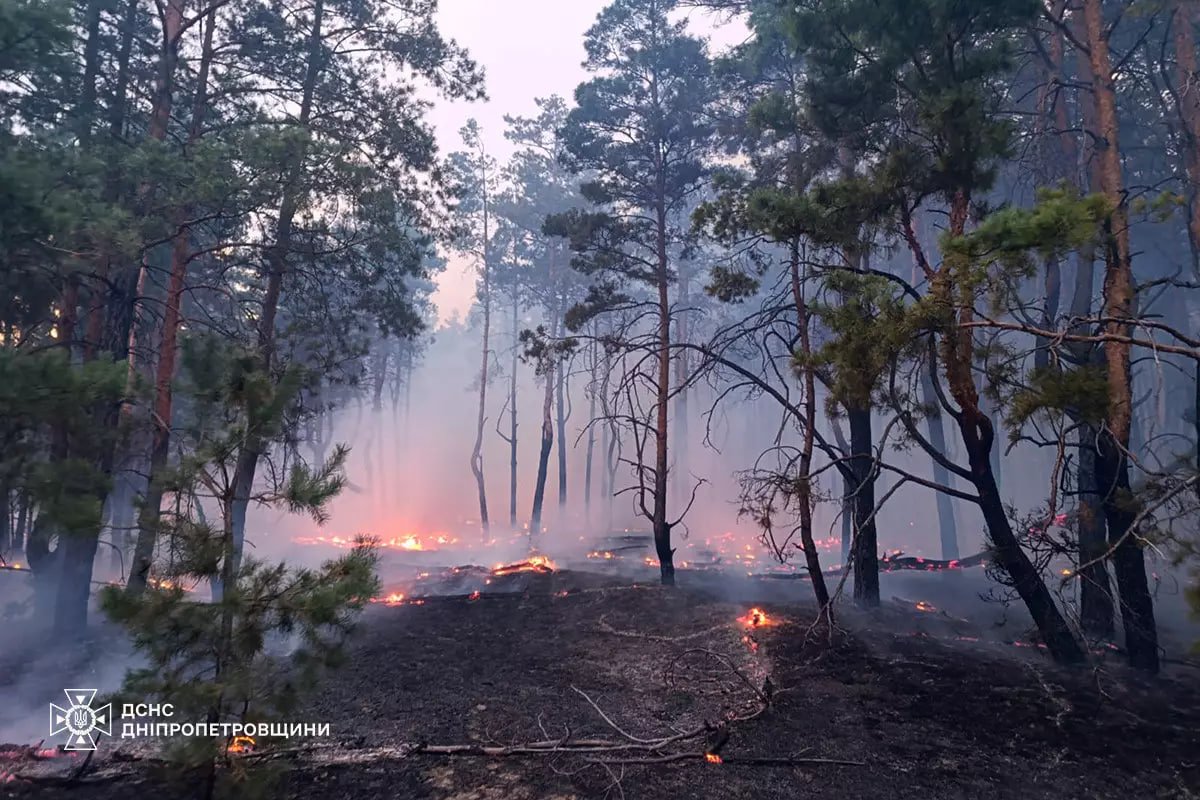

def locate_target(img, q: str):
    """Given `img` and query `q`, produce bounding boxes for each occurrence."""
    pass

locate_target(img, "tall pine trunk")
[1062,14,1116,638]
[583,334,597,522]
[54,0,187,635]
[789,243,830,607]
[225,0,326,591]
[1082,0,1159,672]
[469,183,492,541]
[1171,0,1200,268]
[530,350,555,543]
[847,405,878,606]
[509,292,519,528]
[555,337,567,513]
[937,192,1084,664]
[128,9,216,596]
[920,369,960,561]
[652,196,673,586]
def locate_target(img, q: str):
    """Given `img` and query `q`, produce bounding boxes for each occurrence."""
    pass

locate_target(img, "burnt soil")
[4,570,1200,800]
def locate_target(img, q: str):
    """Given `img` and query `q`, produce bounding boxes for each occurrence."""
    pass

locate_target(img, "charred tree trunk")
[1082,0,1159,672]
[469,185,493,542]
[1065,21,1116,638]
[847,404,878,607]
[653,195,674,586]
[0,484,9,558]
[372,348,388,412]
[789,243,830,608]
[935,190,1085,665]
[583,334,597,521]
[555,340,567,513]
[830,419,853,563]
[673,260,690,502]
[509,291,519,528]
[530,355,555,544]
[600,329,617,533]
[15,493,29,554]
[1077,422,1114,637]
[920,368,960,561]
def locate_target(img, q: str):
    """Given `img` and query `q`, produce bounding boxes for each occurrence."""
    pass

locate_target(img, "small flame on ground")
[468,590,481,601]
[739,607,772,628]
[915,601,936,613]
[705,753,722,764]
[491,555,556,576]
[228,735,255,754]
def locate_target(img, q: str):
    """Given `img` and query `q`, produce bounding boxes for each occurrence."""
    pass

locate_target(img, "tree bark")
[830,419,853,563]
[847,405,878,607]
[653,190,674,586]
[920,368,960,561]
[1081,0,1159,672]
[937,190,1085,664]
[555,336,567,512]
[127,8,216,596]
[1171,0,1200,268]
[789,242,830,608]
[583,334,597,522]
[509,291,519,528]
[1062,12,1116,639]
[53,0,188,636]
[469,162,493,542]
[530,351,555,543]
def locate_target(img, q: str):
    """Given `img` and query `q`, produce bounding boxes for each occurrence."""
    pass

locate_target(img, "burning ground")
[3,563,1199,800]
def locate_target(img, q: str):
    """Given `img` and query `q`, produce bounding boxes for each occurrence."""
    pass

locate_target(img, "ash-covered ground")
[3,557,1199,800]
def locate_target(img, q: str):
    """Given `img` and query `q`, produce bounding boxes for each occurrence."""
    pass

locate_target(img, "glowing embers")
[705,752,723,764]
[914,600,937,613]
[490,554,556,576]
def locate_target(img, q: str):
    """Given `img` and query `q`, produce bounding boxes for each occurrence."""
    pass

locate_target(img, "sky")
[426,0,747,325]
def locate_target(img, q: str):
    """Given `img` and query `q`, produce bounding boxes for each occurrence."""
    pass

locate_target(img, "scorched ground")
[3,570,1198,799]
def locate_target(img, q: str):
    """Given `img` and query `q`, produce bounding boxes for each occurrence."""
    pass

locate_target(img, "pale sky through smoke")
[427,0,747,325]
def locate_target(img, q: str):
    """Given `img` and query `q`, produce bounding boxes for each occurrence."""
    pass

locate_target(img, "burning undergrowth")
[5,568,1198,799]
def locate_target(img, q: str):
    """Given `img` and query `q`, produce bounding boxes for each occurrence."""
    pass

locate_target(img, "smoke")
[0,619,139,745]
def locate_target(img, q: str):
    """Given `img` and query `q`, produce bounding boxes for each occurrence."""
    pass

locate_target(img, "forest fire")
[293,532,459,552]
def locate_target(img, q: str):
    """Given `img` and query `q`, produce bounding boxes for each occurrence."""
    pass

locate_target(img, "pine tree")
[553,0,714,585]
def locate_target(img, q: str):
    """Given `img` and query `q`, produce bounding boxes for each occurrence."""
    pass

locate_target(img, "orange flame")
[228,735,255,754]
[468,590,481,601]
[915,601,936,613]
[491,555,556,576]
[705,753,722,764]
[739,607,772,628]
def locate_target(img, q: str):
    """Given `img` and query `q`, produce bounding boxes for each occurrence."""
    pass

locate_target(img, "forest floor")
[3,567,1200,799]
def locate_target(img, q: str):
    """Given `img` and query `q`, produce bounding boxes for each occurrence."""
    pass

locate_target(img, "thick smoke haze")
[248,316,1001,566]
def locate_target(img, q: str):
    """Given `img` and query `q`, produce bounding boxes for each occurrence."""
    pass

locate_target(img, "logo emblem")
[49,689,111,751]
